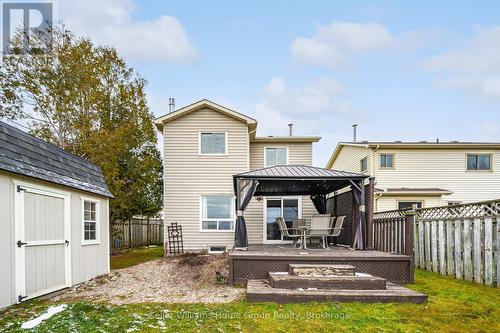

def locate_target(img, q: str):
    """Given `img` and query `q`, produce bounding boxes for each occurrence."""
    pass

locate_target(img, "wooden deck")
[229,245,414,285]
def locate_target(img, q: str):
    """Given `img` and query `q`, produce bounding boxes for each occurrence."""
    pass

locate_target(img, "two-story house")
[155,100,320,252]
[326,141,500,212]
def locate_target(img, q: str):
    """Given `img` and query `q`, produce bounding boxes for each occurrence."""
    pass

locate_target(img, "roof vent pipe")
[352,124,358,143]
[168,98,175,113]
[288,123,293,136]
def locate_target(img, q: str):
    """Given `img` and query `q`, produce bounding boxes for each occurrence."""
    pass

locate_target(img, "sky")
[56,0,500,166]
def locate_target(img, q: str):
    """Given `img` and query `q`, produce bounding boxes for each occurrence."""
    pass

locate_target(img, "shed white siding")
[0,172,109,308]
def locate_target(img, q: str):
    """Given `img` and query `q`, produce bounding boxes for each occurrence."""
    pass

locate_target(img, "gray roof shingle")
[0,121,113,197]
[235,165,367,179]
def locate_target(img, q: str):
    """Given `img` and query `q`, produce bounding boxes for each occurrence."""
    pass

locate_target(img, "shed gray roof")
[235,165,367,179]
[0,121,113,197]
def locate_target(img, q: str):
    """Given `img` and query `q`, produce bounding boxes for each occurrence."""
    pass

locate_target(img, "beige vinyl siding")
[330,145,372,176]
[375,195,443,212]
[0,171,109,308]
[374,149,500,206]
[250,142,312,168]
[163,108,249,250]
[246,142,316,244]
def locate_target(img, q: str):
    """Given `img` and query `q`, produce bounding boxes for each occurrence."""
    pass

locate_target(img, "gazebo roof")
[234,165,368,196]
[235,165,367,180]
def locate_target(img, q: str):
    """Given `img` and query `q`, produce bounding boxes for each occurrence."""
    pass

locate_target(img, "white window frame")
[81,197,100,245]
[379,153,395,169]
[397,200,424,210]
[198,131,228,156]
[360,157,368,173]
[199,194,235,232]
[466,153,492,172]
[262,196,302,244]
[264,146,289,167]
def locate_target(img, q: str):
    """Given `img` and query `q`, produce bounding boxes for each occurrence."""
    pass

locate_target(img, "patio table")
[297,226,310,249]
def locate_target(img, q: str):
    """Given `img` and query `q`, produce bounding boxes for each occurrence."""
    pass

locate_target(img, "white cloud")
[292,21,446,69]
[254,77,364,166]
[292,21,394,68]
[422,26,500,99]
[61,0,198,63]
[254,77,359,136]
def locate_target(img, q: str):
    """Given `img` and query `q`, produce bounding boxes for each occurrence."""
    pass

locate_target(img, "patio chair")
[309,214,333,249]
[328,215,345,246]
[292,218,306,229]
[276,217,302,247]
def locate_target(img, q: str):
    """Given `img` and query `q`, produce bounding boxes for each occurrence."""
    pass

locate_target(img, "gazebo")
[233,165,370,250]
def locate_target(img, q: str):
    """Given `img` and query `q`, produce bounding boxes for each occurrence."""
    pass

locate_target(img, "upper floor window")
[201,195,234,231]
[467,154,491,171]
[380,153,394,168]
[398,201,423,210]
[265,147,288,166]
[360,157,368,172]
[200,132,227,155]
[82,199,99,244]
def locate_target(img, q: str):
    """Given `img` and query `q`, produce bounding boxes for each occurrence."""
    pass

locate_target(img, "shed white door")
[15,185,71,302]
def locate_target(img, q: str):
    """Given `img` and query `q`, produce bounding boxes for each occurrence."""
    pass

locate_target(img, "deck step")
[288,264,355,276]
[247,279,428,304]
[269,272,386,290]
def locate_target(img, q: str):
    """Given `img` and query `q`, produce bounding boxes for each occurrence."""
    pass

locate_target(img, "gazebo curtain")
[310,194,327,214]
[351,180,366,250]
[234,179,259,248]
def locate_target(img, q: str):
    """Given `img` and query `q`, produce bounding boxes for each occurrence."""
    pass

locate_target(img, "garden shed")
[0,121,113,308]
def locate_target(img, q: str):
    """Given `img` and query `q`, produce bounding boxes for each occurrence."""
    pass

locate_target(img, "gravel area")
[55,257,244,304]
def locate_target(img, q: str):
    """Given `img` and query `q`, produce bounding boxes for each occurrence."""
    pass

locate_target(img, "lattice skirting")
[229,257,413,285]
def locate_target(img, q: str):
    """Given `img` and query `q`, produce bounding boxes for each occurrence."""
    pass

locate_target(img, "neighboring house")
[0,121,113,308]
[326,141,500,212]
[155,99,320,251]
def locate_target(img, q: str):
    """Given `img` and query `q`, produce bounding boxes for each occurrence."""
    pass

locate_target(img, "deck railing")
[373,199,500,287]
[372,209,414,256]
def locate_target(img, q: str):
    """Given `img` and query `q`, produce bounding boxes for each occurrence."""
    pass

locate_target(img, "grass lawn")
[110,245,164,270]
[1,261,498,332]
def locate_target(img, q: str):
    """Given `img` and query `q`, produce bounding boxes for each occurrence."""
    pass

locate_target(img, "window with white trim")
[83,200,98,241]
[398,201,423,210]
[380,153,394,168]
[467,154,491,171]
[360,157,368,172]
[200,132,226,154]
[265,147,288,166]
[201,195,234,231]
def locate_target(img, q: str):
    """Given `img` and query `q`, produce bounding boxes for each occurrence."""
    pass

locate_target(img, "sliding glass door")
[264,197,300,243]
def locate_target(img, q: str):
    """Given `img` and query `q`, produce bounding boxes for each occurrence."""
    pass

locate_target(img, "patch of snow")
[356,273,372,277]
[21,304,67,329]
[271,272,289,275]
[306,288,318,290]
[297,288,305,291]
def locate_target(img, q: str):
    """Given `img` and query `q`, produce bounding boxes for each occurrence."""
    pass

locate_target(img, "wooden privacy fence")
[373,199,500,287]
[111,218,164,250]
